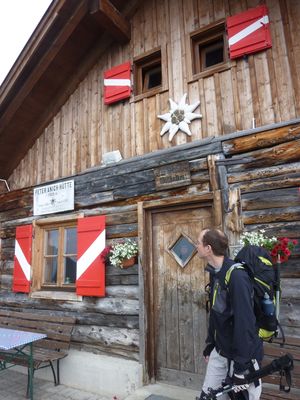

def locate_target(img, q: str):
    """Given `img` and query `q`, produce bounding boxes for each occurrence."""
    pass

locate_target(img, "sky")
[0,0,53,85]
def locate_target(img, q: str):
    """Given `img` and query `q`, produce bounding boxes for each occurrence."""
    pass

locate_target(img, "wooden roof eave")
[0,0,131,131]
[0,0,87,106]
[0,0,133,179]
[89,0,131,43]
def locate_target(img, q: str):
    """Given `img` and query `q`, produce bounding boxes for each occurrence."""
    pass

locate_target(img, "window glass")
[203,40,224,68]
[65,227,77,254]
[44,257,58,284]
[41,224,77,289]
[134,50,162,95]
[46,229,58,255]
[64,256,77,284]
[64,227,77,284]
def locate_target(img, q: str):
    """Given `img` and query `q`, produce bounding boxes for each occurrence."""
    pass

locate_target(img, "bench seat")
[0,309,75,394]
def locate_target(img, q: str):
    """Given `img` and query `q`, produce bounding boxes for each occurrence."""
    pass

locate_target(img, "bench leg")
[57,359,60,385]
[49,359,61,386]
[49,361,58,385]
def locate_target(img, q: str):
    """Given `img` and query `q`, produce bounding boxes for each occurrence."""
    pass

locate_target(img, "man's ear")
[206,244,212,254]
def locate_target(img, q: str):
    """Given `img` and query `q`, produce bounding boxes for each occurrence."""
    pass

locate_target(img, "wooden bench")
[0,309,75,392]
[261,336,300,400]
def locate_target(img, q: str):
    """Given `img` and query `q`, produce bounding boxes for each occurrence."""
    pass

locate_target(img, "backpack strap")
[224,263,245,286]
[258,256,272,266]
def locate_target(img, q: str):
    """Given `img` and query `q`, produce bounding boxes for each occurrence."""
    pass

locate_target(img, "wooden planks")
[6,0,300,189]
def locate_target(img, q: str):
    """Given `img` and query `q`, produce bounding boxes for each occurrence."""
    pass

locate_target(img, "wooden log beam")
[244,221,300,236]
[241,187,300,211]
[227,139,300,173]
[243,206,300,225]
[89,0,131,43]
[231,172,300,193]
[222,124,300,155]
[72,325,139,348]
[228,162,300,184]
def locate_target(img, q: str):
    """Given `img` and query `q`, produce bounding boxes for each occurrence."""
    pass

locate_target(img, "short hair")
[202,229,228,256]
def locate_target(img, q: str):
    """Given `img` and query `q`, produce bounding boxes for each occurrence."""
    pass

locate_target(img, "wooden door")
[151,204,213,388]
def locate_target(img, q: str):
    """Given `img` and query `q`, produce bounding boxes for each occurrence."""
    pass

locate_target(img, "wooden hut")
[0,0,299,397]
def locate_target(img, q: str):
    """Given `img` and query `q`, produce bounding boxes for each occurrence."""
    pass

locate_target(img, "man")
[197,228,263,400]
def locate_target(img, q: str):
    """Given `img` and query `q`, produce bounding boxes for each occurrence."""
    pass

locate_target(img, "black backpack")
[227,245,284,343]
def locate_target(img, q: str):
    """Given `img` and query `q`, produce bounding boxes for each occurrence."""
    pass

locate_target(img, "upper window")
[33,218,78,292]
[191,21,228,76]
[134,49,162,95]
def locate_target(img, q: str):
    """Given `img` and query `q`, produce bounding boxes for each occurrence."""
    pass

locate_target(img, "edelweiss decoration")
[157,93,202,141]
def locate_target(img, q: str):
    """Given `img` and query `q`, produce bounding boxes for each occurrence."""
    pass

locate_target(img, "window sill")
[30,290,83,302]
[188,61,235,83]
[130,86,168,103]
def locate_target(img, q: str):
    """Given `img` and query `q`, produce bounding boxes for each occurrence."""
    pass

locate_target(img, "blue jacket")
[206,256,263,373]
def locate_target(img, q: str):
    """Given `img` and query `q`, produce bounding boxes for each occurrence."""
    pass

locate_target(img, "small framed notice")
[33,180,74,216]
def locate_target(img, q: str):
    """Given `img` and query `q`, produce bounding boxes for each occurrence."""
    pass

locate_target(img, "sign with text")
[33,180,74,216]
[154,161,191,190]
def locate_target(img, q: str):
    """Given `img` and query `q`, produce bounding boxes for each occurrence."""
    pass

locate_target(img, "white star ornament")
[157,93,202,141]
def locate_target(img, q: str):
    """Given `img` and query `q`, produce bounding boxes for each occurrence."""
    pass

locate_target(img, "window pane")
[45,230,58,255]
[204,41,224,67]
[143,66,162,90]
[64,256,77,284]
[44,257,57,283]
[171,236,196,265]
[65,227,77,254]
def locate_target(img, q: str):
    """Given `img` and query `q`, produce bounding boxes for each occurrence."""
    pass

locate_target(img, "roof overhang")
[0,0,134,179]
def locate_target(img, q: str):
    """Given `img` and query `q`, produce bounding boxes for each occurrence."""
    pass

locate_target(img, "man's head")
[197,228,228,260]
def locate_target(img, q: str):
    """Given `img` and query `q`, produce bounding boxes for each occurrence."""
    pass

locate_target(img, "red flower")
[101,245,112,262]
[270,237,297,263]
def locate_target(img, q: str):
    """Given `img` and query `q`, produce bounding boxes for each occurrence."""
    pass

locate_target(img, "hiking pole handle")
[199,354,294,400]
[245,353,293,383]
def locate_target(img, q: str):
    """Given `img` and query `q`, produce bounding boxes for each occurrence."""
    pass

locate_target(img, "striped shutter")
[227,5,272,59]
[104,61,131,105]
[76,216,106,297]
[13,225,32,293]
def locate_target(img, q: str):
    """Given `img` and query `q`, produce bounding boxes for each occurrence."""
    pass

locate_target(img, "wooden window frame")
[189,20,232,80]
[32,214,81,296]
[135,49,162,94]
[132,46,168,102]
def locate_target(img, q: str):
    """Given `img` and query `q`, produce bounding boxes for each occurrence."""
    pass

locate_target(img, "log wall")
[1,121,300,357]
[220,123,300,337]
[8,0,300,190]
[0,143,214,360]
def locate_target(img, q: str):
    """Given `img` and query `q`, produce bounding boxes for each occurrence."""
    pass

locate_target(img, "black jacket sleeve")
[228,268,258,373]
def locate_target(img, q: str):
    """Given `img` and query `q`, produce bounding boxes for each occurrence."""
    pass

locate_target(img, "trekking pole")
[275,254,281,322]
[198,353,294,400]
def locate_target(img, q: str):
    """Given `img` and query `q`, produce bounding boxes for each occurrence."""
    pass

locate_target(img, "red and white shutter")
[226,5,272,59]
[104,61,131,105]
[76,216,106,297]
[13,225,32,293]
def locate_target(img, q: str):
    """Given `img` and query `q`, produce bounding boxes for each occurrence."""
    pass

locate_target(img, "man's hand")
[203,343,214,362]
[232,373,250,393]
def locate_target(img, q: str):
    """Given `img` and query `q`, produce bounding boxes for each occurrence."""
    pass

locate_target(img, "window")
[168,234,197,268]
[191,21,228,76]
[33,216,78,292]
[134,49,162,95]
[43,226,77,287]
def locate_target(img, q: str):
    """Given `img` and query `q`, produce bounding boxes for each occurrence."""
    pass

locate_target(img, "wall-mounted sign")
[154,161,191,190]
[33,180,74,216]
